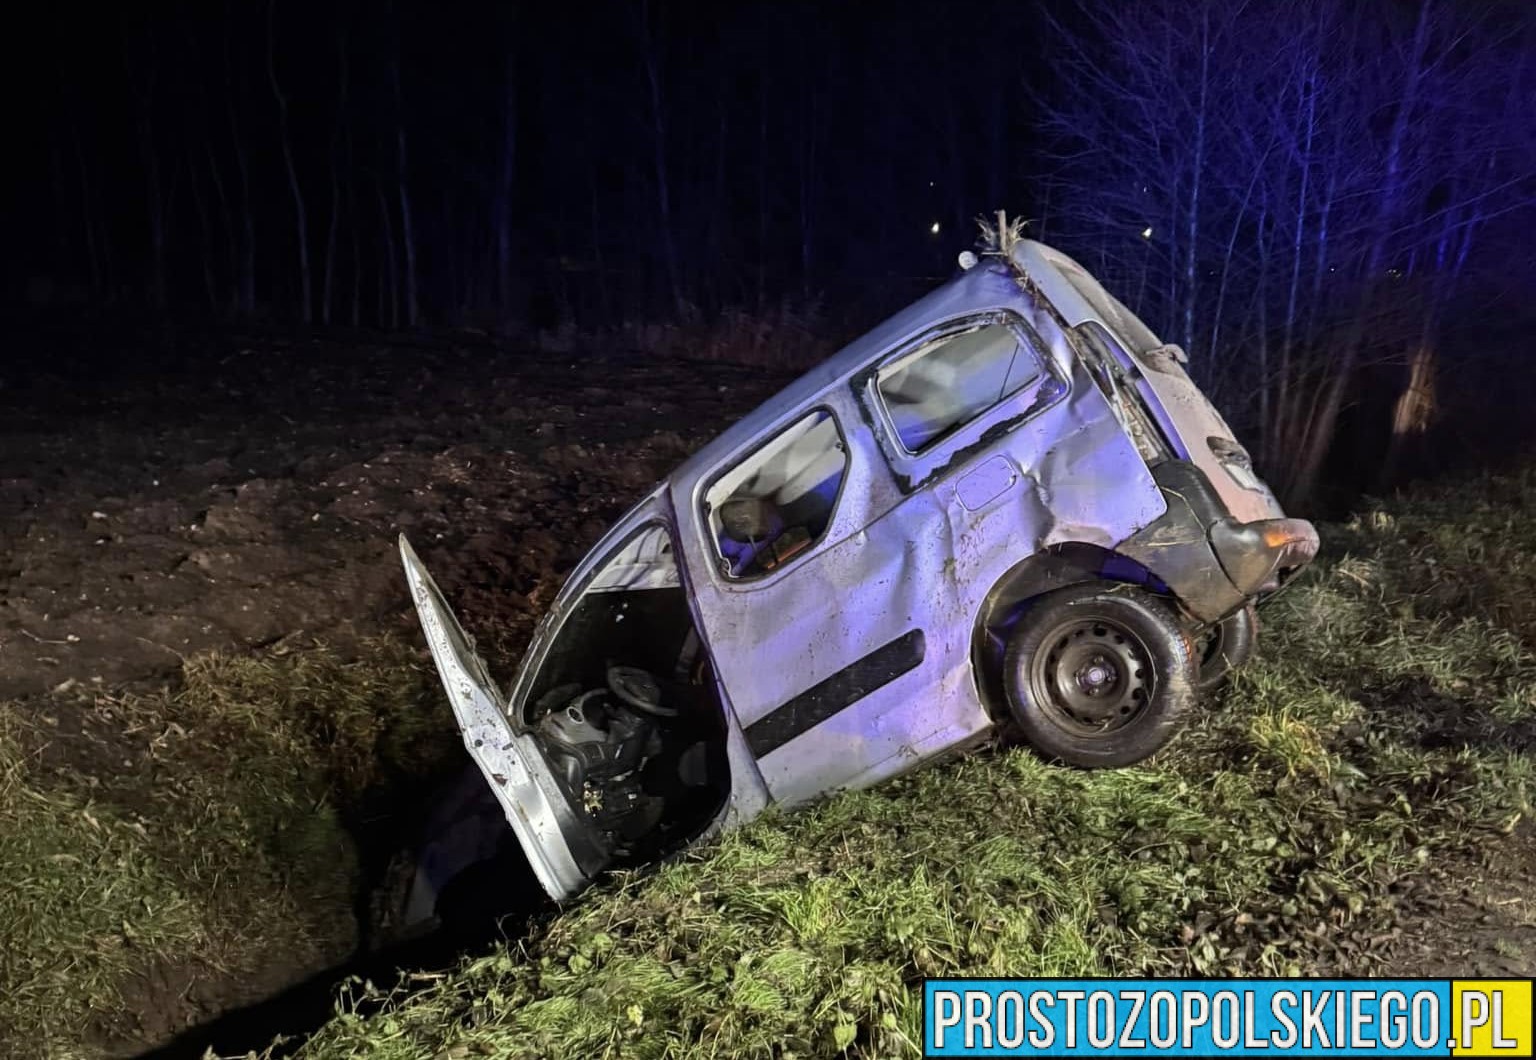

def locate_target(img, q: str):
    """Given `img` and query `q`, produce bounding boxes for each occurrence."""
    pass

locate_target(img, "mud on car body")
[391,235,1318,925]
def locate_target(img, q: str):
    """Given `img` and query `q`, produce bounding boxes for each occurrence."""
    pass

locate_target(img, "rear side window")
[704,409,848,580]
[875,320,1043,453]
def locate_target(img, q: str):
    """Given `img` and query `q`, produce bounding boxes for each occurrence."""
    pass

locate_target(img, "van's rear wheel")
[1194,604,1258,692]
[1002,584,1197,767]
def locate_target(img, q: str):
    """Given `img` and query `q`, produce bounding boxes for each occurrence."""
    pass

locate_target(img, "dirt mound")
[0,329,790,702]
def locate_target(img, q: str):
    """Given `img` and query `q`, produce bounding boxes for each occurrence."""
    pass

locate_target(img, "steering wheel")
[607,665,678,717]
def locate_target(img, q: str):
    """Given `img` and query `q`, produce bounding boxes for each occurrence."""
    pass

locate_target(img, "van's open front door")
[399,535,596,901]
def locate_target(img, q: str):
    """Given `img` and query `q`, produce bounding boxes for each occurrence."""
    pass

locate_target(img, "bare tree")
[220,2,256,315]
[24,0,1531,369]
[267,0,311,323]
[493,23,518,329]
[795,68,819,303]
[125,27,166,310]
[1284,0,1436,504]
[186,149,218,308]
[1033,0,1534,506]
[346,116,362,328]
[375,174,401,330]
[204,143,238,313]
[636,1,685,319]
[69,126,105,300]
[322,17,350,327]
[386,2,419,329]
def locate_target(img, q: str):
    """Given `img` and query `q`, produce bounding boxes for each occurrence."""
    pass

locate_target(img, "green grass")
[0,715,205,1056]
[8,467,1536,1060]
[287,470,1536,1060]
[0,640,455,1058]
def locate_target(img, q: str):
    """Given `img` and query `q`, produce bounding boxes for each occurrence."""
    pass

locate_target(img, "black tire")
[1194,603,1258,693]
[1002,584,1198,768]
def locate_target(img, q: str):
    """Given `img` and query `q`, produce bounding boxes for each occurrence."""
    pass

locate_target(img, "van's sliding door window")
[876,321,1043,453]
[703,409,849,581]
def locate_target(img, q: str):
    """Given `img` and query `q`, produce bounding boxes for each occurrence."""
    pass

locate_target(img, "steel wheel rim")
[1028,616,1155,736]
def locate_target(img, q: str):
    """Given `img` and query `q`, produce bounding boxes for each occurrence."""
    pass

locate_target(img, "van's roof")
[666,239,1112,488]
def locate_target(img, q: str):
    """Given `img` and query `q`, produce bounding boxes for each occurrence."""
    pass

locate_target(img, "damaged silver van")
[399,234,1318,906]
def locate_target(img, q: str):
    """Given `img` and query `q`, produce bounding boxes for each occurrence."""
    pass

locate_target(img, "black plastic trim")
[744,629,926,758]
[1117,460,1247,623]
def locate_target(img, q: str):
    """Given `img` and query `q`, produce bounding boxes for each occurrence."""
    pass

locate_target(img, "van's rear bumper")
[1118,461,1317,623]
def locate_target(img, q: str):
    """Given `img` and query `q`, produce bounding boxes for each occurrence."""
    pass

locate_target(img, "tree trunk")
[1286,0,1435,509]
[223,1,256,316]
[494,39,517,329]
[1208,162,1265,372]
[1181,5,1209,358]
[588,163,610,323]
[638,1,684,318]
[347,127,361,328]
[1255,203,1272,466]
[267,0,312,323]
[1379,179,1481,491]
[756,79,768,311]
[376,178,401,330]
[187,153,218,308]
[141,125,166,309]
[709,85,729,312]
[797,84,817,302]
[71,127,103,300]
[388,25,419,329]
[396,136,418,329]
[322,23,349,327]
[204,145,238,315]
[128,33,167,311]
[1278,57,1318,450]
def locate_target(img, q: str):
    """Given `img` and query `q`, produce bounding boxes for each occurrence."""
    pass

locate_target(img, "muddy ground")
[2,317,1532,1056]
[0,318,796,1054]
[0,320,796,703]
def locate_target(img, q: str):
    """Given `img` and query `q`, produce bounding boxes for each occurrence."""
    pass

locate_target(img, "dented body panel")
[400,238,1318,907]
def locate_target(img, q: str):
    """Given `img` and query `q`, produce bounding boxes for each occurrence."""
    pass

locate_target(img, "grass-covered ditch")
[0,641,458,1057]
[6,467,1536,1058]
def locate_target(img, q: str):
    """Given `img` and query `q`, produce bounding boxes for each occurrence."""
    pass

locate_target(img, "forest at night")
[3,2,1536,1058]
[7,0,1535,501]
